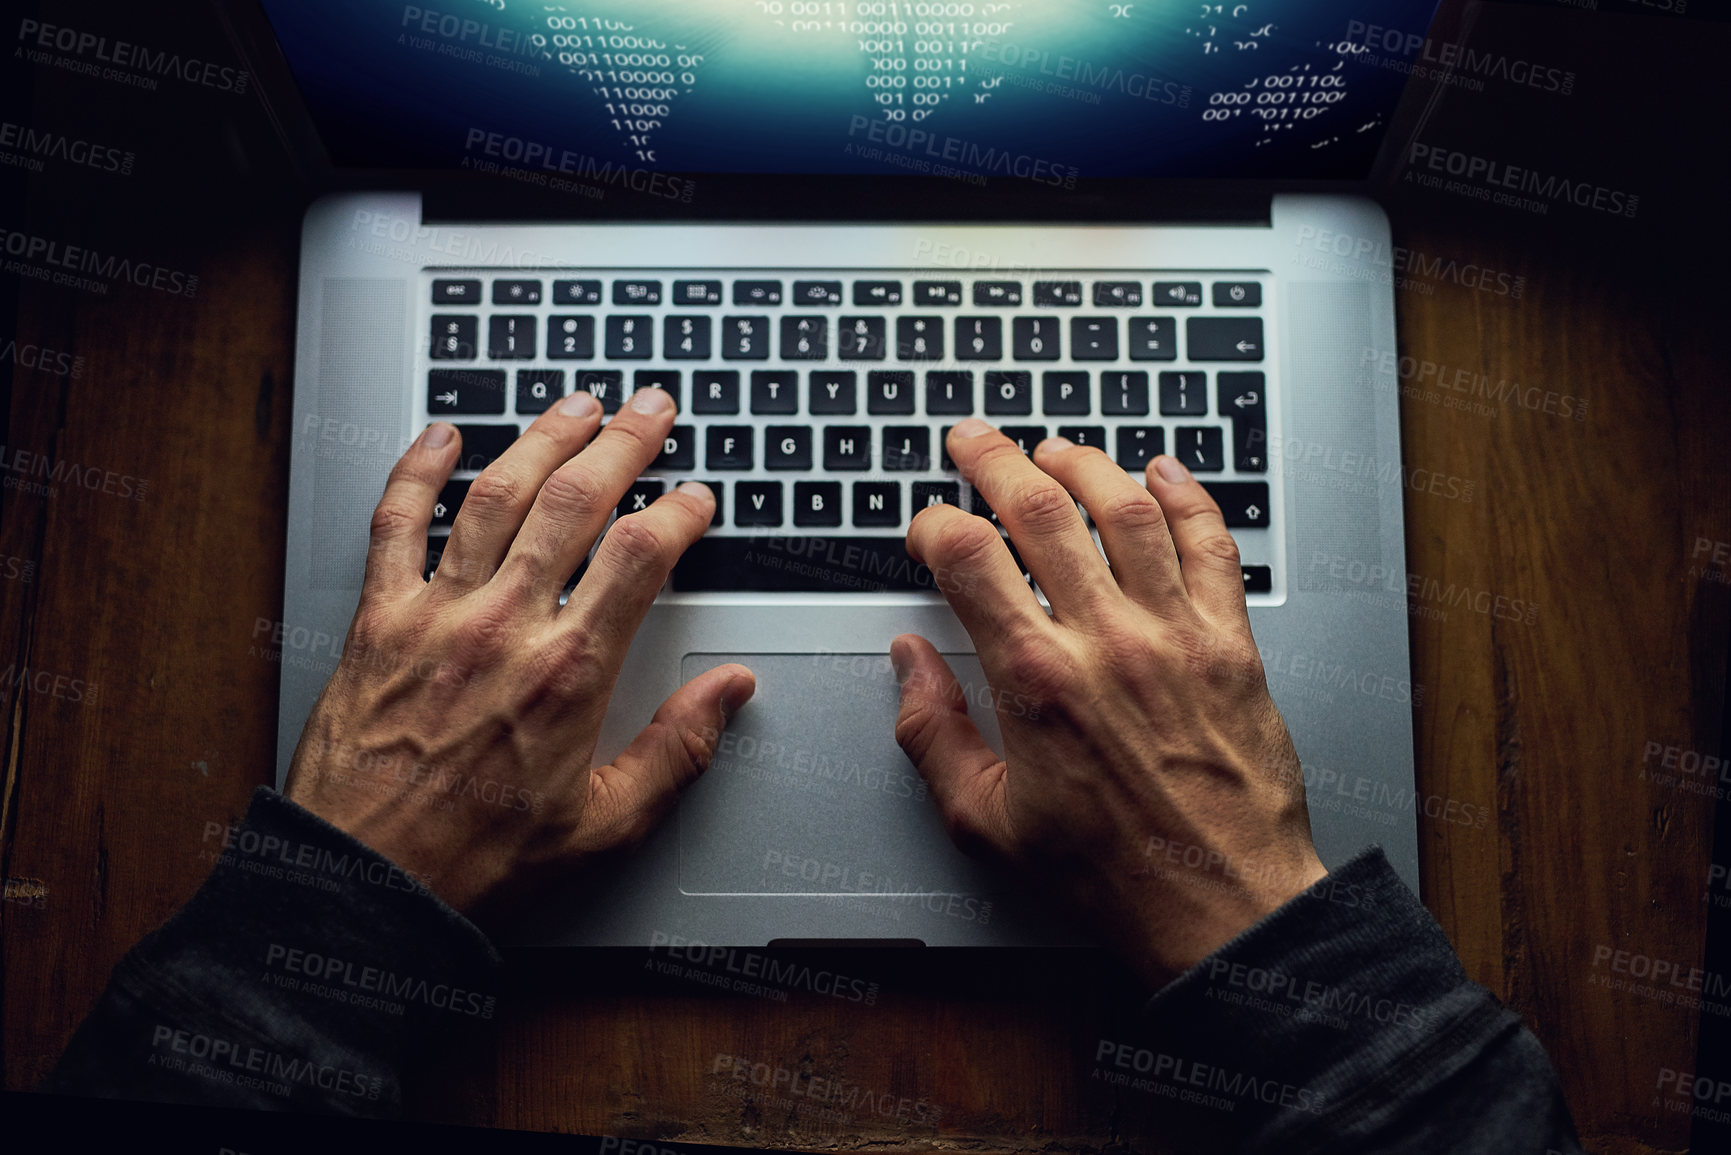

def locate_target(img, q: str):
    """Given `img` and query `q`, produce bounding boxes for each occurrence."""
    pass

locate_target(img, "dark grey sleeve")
[41,787,502,1117]
[1104,847,1583,1154]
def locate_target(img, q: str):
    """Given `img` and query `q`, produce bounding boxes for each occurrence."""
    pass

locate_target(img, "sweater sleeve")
[1107,846,1583,1154]
[41,786,503,1117]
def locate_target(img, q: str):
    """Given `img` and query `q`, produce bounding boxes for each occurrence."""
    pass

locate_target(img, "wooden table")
[3,2,1726,1151]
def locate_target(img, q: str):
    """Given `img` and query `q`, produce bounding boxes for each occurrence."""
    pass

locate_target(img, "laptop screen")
[259,1,1440,184]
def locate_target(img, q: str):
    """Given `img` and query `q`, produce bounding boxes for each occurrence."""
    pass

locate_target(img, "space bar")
[671,536,938,593]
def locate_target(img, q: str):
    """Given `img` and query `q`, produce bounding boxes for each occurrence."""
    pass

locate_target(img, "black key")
[974,281,1022,306]
[452,424,517,471]
[926,371,974,416]
[432,278,481,304]
[793,481,843,527]
[430,315,478,360]
[1203,483,1271,528]
[1128,317,1178,361]
[1012,317,1061,360]
[1093,281,1142,307]
[573,369,626,413]
[750,371,799,414]
[633,369,681,410]
[516,369,564,414]
[605,315,653,359]
[1000,425,1047,455]
[548,315,596,359]
[955,317,1002,360]
[809,371,857,415]
[553,279,603,305]
[867,371,916,415]
[613,279,661,305]
[882,426,931,471]
[1220,371,1267,472]
[706,426,754,469]
[984,370,1033,415]
[429,369,506,415]
[780,316,828,360]
[1100,371,1149,416]
[792,280,843,306]
[1033,281,1083,307]
[617,480,664,519]
[823,425,872,470]
[488,315,536,359]
[853,279,903,306]
[692,370,741,414]
[764,426,813,470]
[1153,281,1202,307]
[1241,565,1272,593]
[1159,371,1209,416]
[701,479,725,526]
[664,315,712,360]
[432,480,469,527]
[655,424,697,470]
[674,279,723,305]
[493,279,542,305]
[838,316,888,360]
[733,280,782,306]
[913,280,962,306]
[969,489,1000,525]
[1175,426,1225,472]
[1070,317,1118,361]
[672,536,936,592]
[735,481,783,526]
[425,533,448,579]
[896,316,945,360]
[1213,281,1261,308]
[1042,371,1090,415]
[1115,426,1164,470]
[1188,317,1263,361]
[722,316,770,359]
[854,482,901,528]
[913,481,962,512]
[1057,425,1106,451]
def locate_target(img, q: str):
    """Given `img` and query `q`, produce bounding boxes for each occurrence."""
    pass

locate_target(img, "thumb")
[586,663,756,851]
[891,634,1013,862]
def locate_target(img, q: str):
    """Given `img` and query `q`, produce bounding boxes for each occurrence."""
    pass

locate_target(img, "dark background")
[1,0,1728,1151]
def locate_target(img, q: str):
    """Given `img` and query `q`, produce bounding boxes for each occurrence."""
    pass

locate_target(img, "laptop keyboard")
[421,270,1278,598]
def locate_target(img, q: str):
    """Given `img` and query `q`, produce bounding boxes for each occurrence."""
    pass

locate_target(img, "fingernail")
[1156,455,1191,484]
[559,391,600,417]
[720,671,756,720]
[628,387,673,414]
[889,638,911,684]
[1037,436,1073,454]
[951,418,992,439]
[677,481,713,501]
[421,423,454,448]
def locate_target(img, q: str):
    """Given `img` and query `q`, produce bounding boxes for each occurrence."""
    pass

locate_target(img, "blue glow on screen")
[260,1,1440,181]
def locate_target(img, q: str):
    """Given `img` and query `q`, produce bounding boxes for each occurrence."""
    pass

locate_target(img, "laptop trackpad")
[676,652,1004,898]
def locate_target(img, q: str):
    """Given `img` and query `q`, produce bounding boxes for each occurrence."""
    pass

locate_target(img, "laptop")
[232,0,1443,947]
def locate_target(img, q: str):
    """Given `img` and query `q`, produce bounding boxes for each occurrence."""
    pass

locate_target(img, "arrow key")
[1219,371,1267,473]
[1201,482,1271,528]
[428,369,506,414]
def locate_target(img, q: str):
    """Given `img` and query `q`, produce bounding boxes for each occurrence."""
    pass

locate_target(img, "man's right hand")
[892,420,1327,987]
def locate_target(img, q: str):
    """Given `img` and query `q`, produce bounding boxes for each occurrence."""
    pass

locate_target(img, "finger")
[563,480,715,655]
[1031,437,1187,612]
[945,419,1118,621]
[1144,455,1251,628]
[503,386,679,598]
[365,423,459,601]
[905,503,1053,657]
[584,663,757,852]
[435,393,603,594]
[890,636,1014,862]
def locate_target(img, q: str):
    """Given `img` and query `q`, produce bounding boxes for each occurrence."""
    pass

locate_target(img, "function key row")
[431,314,1262,363]
[431,278,1263,310]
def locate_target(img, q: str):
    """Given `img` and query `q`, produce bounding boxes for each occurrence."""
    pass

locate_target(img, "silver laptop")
[239,0,1442,946]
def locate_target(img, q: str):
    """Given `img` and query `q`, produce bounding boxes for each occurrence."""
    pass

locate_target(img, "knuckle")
[538,465,607,518]
[368,500,421,541]
[893,698,945,760]
[1192,528,1243,568]
[603,513,675,571]
[1012,481,1078,533]
[1098,490,1167,534]
[929,515,1001,570]
[465,469,526,513]
[1001,641,1072,709]
[450,599,515,659]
